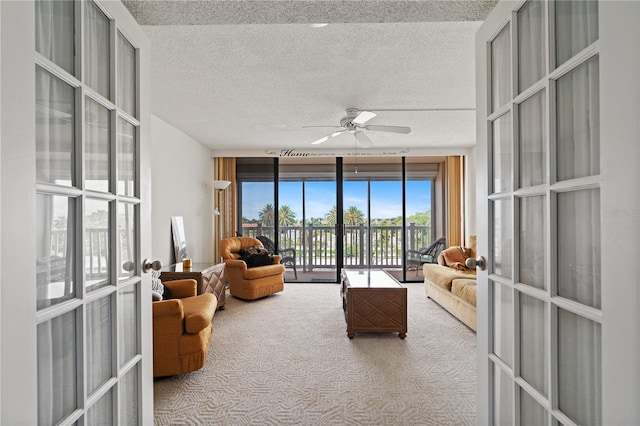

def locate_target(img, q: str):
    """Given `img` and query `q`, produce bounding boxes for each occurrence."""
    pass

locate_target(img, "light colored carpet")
[154,283,477,425]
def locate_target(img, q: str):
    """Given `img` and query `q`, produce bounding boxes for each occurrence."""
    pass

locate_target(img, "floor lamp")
[208,180,231,261]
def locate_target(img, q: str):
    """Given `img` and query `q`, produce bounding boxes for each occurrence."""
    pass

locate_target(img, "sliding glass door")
[237,157,438,282]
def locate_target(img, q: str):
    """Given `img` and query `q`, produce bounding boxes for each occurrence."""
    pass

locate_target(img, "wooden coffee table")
[341,269,407,339]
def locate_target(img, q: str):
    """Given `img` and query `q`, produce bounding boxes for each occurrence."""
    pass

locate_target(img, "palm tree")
[325,206,337,225]
[344,206,365,226]
[259,204,274,226]
[278,205,297,226]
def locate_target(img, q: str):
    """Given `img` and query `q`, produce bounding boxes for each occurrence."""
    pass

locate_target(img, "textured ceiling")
[122,1,495,156]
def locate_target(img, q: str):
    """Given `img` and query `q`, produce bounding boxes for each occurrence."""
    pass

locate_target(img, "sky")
[242,180,431,221]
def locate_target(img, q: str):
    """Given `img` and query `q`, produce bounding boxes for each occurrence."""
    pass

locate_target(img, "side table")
[160,262,226,310]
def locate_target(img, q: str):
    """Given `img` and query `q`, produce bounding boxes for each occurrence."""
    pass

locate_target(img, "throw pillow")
[240,253,273,268]
[151,274,173,301]
[441,246,472,271]
[239,245,270,257]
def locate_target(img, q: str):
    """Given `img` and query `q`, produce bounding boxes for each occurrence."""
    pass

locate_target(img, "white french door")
[1,1,152,424]
[475,1,639,425]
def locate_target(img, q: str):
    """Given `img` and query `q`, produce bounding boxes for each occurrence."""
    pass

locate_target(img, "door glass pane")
[36,67,75,186]
[492,112,512,194]
[557,189,601,308]
[519,195,545,289]
[303,178,336,277]
[276,180,302,282]
[520,387,547,426]
[491,24,512,113]
[85,199,111,291]
[117,32,136,117]
[120,366,139,425]
[558,308,602,425]
[119,284,139,365]
[493,365,514,425]
[519,293,547,396]
[37,194,76,309]
[87,296,113,394]
[405,175,434,281]
[118,202,136,280]
[519,90,546,188]
[84,0,110,99]
[518,0,546,92]
[371,179,402,268]
[492,199,513,278]
[117,118,136,197]
[492,280,513,367]
[35,0,75,74]
[85,98,111,192]
[37,310,77,425]
[556,56,600,181]
[86,389,113,425]
[555,1,598,67]
[343,179,368,268]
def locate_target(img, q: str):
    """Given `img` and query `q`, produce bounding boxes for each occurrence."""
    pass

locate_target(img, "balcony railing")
[242,223,432,271]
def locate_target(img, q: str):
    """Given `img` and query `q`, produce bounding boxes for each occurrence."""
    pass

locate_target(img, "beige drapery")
[446,156,464,247]
[214,157,237,262]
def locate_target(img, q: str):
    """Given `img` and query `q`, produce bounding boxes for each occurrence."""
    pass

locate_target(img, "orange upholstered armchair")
[152,279,217,377]
[220,237,285,300]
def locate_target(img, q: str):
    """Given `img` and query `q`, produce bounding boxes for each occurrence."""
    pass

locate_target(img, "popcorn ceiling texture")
[121,1,494,153]
[123,1,497,25]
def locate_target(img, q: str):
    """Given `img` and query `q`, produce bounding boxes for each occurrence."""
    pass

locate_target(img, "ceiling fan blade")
[311,130,346,145]
[364,125,411,134]
[352,110,377,125]
[302,125,342,128]
[354,131,374,148]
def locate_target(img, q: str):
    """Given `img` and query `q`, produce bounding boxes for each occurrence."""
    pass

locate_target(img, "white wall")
[151,114,215,265]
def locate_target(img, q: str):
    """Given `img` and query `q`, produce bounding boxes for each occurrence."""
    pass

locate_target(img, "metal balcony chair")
[256,235,298,280]
[406,237,447,275]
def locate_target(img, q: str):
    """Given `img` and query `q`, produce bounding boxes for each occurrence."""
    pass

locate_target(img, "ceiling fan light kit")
[305,108,411,146]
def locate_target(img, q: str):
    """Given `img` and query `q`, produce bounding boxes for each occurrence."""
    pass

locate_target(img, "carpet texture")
[154,283,477,425]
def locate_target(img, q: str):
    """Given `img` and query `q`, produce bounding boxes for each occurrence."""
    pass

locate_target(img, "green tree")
[344,206,365,226]
[259,204,275,226]
[325,206,337,225]
[278,205,297,226]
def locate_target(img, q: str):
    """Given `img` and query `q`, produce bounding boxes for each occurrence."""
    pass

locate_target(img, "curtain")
[446,156,463,247]
[214,157,237,261]
[84,0,110,98]
[35,0,74,74]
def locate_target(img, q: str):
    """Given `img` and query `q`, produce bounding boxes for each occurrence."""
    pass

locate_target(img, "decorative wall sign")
[265,148,410,158]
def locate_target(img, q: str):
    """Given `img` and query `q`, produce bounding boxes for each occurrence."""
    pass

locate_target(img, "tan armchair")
[220,237,285,300]
[152,279,217,377]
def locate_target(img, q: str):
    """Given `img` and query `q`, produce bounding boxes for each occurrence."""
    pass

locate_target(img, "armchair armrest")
[224,258,249,271]
[152,298,184,319]
[279,247,295,257]
[164,279,198,298]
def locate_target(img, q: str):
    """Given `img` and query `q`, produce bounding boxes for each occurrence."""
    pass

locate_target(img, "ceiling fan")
[304,108,411,147]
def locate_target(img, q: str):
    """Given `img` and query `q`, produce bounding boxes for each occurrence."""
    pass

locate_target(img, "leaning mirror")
[171,216,188,262]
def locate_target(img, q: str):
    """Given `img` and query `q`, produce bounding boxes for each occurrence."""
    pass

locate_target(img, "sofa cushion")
[452,279,477,306]
[423,264,476,291]
[181,293,217,334]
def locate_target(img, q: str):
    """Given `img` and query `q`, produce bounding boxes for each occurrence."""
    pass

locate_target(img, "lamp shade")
[208,180,231,190]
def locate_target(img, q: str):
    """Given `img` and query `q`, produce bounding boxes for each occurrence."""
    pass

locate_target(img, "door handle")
[466,256,486,271]
[142,259,163,273]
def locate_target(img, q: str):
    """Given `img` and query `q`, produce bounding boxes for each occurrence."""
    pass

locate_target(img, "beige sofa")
[423,236,477,331]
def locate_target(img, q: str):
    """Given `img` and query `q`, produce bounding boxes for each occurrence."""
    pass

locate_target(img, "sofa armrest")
[164,279,198,298]
[152,298,184,319]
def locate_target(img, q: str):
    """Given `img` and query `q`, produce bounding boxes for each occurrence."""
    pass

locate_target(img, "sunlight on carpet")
[154,283,477,425]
